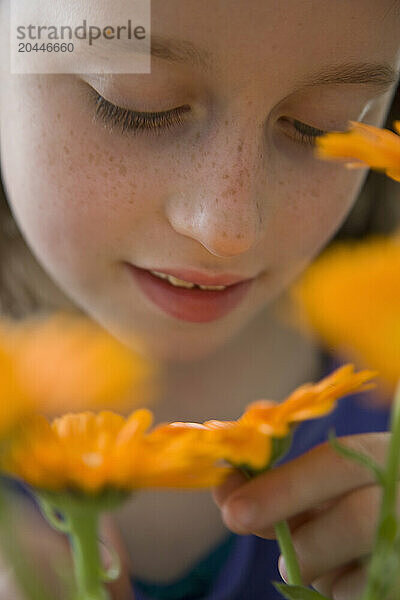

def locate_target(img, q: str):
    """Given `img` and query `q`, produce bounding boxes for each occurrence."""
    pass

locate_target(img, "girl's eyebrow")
[150,33,398,94]
[295,61,399,94]
[150,33,212,70]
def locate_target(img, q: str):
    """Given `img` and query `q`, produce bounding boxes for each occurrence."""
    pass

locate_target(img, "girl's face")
[0,0,399,362]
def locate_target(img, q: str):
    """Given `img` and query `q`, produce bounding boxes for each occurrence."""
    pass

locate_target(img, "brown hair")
[0,182,78,318]
[0,83,399,319]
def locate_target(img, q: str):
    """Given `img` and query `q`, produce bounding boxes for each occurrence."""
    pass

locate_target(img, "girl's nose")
[165,135,265,259]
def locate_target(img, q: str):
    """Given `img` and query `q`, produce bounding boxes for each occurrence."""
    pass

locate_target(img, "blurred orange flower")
[0,343,31,435]
[0,365,376,493]
[1,409,231,494]
[0,311,156,417]
[151,419,272,471]
[315,120,400,182]
[289,235,400,397]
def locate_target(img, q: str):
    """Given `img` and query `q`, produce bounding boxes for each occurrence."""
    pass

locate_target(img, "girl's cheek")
[1,79,174,275]
[256,155,367,274]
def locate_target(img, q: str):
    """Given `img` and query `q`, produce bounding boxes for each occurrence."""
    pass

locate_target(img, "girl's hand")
[0,493,134,600]
[212,432,392,600]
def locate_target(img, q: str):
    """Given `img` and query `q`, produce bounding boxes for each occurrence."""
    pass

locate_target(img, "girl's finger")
[311,563,356,598]
[264,499,339,540]
[211,469,249,508]
[0,566,27,600]
[220,432,389,535]
[289,484,382,584]
[330,563,369,600]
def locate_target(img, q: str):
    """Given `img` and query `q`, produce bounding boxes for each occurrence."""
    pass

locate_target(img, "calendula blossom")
[315,119,400,182]
[0,364,376,494]
[142,364,377,474]
[150,419,273,472]
[238,363,377,437]
[0,408,232,600]
[0,343,31,436]
[290,235,400,395]
[0,364,377,600]
[0,409,231,494]
[0,311,156,420]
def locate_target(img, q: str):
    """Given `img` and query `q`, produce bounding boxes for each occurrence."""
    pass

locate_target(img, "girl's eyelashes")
[288,119,328,147]
[88,88,327,147]
[90,90,192,136]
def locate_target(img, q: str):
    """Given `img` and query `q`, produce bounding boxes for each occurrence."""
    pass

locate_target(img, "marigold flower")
[289,235,400,396]
[150,420,272,471]
[1,409,231,494]
[0,311,156,416]
[238,364,377,437]
[0,344,31,435]
[315,120,400,182]
[0,364,376,493]
[148,364,375,472]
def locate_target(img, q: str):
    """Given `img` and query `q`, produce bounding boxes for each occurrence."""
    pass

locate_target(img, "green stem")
[274,520,303,585]
[67,506,110,600]
[380,380,400,521]
[362,379,400,600]
[239,466,303,586]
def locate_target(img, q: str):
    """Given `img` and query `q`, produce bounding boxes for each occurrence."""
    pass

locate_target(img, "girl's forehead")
[148,0,399,55]
[116,0,399,97]
[127,0,400,99]
[1,1,399,89]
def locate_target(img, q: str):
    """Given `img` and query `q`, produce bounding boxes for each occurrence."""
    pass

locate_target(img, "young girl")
[0,1,399,599]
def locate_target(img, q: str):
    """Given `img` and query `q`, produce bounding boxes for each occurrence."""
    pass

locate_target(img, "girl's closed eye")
[88,88,192,137]
[283,119,328,147]
[93,93,192,135]
[86,86,329,147]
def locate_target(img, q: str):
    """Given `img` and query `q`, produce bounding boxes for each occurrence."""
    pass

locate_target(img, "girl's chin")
[135,334,228,364]
[110,324,233,364]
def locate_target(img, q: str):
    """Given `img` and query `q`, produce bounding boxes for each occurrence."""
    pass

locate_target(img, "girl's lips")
[126,264,255,323]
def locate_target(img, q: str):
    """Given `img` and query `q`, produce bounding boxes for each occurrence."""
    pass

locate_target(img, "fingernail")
[278,555,288,582]
[224,496,257,528]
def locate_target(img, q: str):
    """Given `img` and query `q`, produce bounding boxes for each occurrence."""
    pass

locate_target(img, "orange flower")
[150,420,272,471]
[148,365,376,472]
[0,311,156,416]
[1,409,231,494]
[0,343,31,435]
[0,365,376,493]
[315,120,400,182]
[290,235,400,396]
[239,364,377,437]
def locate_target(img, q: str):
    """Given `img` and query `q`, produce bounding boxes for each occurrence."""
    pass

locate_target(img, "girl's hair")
[0,83,399,319]
[0,180,78,318]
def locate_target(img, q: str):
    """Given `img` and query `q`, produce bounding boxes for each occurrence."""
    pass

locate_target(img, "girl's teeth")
[198,284,226,290]
[150,271,169,280]
[166,275,195,289]
[149,270,227,290]
[150,270,194,288]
